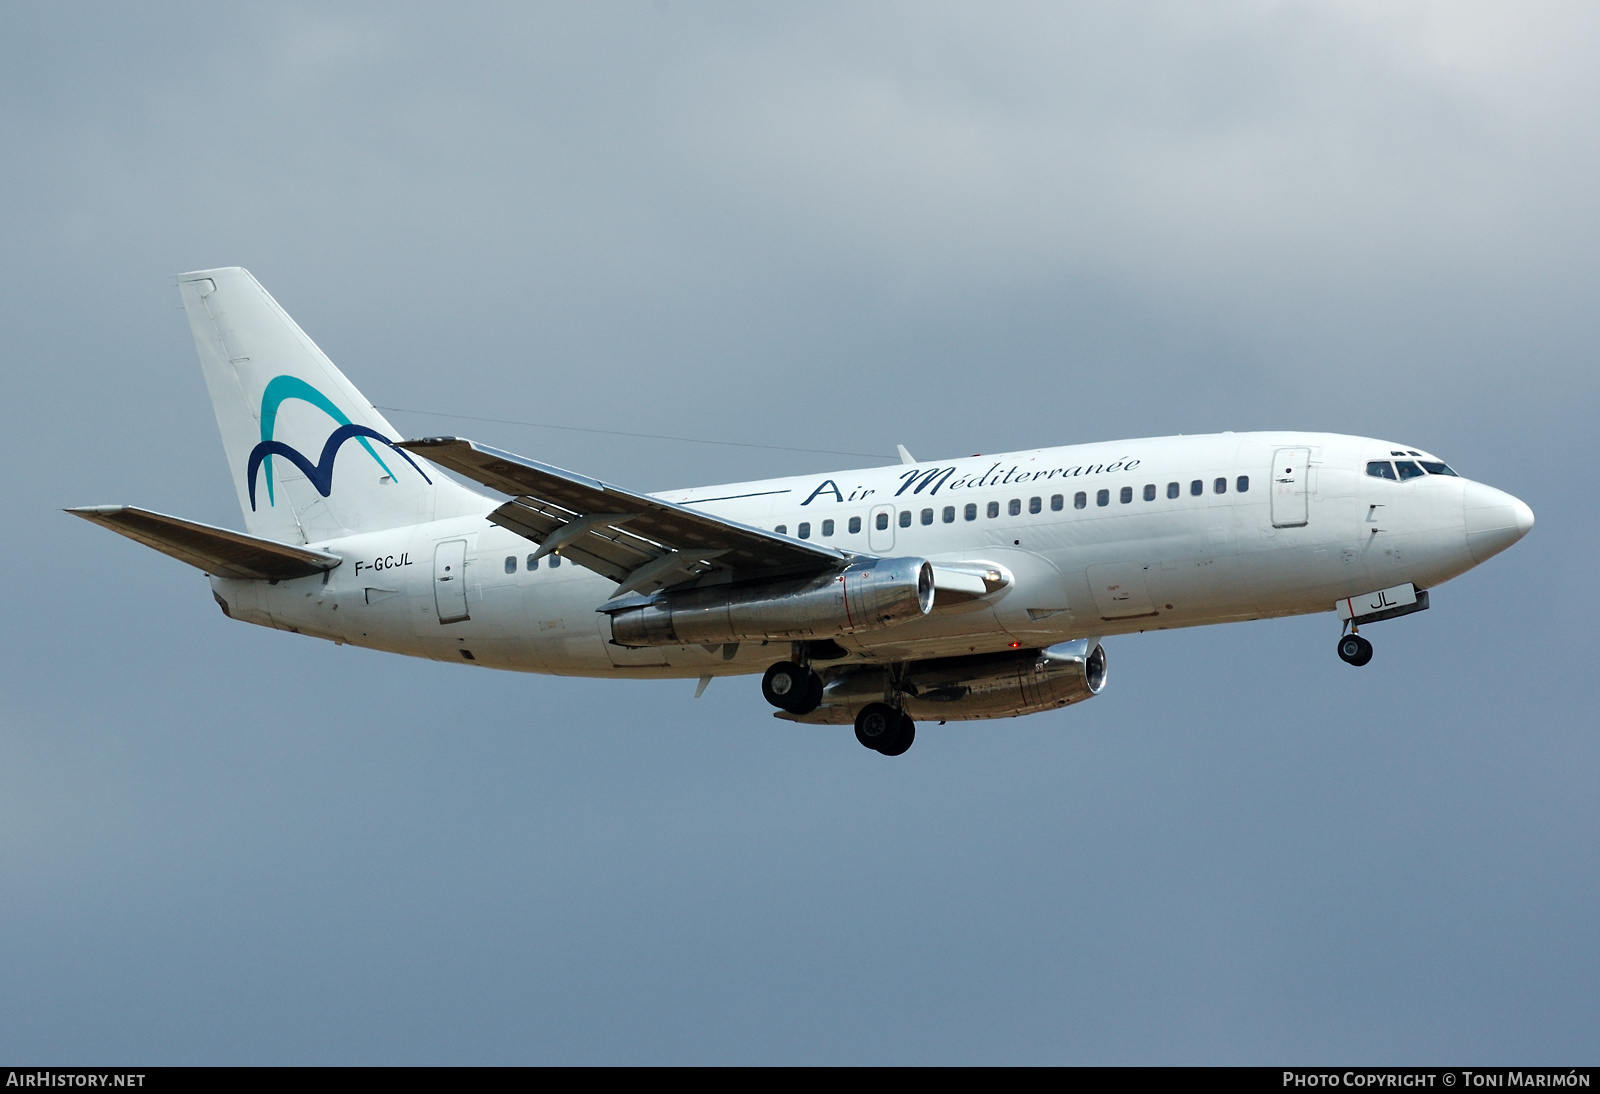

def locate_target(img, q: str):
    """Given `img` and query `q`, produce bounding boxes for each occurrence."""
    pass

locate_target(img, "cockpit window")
[1394,460,1426,481]
[1367,461,1398,480]
[1420,461,1457,476]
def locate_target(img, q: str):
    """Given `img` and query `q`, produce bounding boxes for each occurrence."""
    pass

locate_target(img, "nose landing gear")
[1337,631,1374,667]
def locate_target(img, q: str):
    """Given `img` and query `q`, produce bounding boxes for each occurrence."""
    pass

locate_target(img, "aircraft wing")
[399,437,848,597]
[67,505,341,581]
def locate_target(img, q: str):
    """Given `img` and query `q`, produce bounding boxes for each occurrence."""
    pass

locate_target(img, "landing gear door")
[433,539,470,624]
[1271,447,1311,528]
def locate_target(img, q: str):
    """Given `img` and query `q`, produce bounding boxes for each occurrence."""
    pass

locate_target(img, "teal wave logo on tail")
[245,375,429,510]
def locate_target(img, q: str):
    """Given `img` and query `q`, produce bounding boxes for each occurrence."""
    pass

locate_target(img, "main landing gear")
[854,702,915,757]
[762,660,823,715]
[1337,629,1374,667]
[762,650,917,757]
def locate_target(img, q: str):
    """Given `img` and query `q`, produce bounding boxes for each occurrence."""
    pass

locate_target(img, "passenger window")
[1051,494,1064,511]
[775,524,787,535]
[1120,486,1133,504]
[875,512,889,531]
[986,501,1000,518]
[964,503,977,521]
[1419,461,1457,477]
[548,555,561,568]
[1008,498,1021,516]
[1167,482,1179,499]
[1097,489,1110,507]
[1191,479,1203,496]
[526,554,538,570]
[848,516,862,534]
[505,555,517,574]
[1029,496,1042,514]
[1395,460,1425,481]
[942,506,955,523]
[1214,478,1227,494]
[1074,492,1087,509]
[899,510,912,528]
[821,519,834,537]
[1236,475,1249,493]
[1366,462,1397,481]
[798,522,811,539]
[920,508,933,525]
[1143,484,1155,502]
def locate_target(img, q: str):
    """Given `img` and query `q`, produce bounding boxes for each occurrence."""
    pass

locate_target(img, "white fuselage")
[209,431,1526,680]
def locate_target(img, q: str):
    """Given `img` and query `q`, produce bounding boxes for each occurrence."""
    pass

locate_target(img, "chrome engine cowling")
[789,639,1108,724]
[606,557,935,648]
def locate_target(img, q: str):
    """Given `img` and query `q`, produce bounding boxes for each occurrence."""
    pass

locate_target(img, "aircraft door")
[433,539,470,624]
[868,505,895,552]
[1271,447,1311,528]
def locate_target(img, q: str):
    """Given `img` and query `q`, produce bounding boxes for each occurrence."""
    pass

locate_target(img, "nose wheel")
[854,702,915,756]
[762,660,823,714]
[1337,633,1374,667]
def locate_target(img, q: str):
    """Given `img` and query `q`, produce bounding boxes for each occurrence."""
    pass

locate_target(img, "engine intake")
[606,557,935,648]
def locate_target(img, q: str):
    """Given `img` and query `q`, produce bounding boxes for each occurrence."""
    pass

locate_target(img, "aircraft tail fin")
[176,267,485,543]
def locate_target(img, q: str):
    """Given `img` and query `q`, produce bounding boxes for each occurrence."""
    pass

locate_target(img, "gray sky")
[1,2,1594,1063]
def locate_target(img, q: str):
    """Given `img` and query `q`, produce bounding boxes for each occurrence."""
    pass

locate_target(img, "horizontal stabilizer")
[66,506,341,581]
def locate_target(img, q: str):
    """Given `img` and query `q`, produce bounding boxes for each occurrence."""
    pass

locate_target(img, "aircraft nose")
[1462,480,1534,563]
[1514,497,1535,536]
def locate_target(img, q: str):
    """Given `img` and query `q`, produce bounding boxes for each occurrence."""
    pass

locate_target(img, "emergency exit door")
[1271,448,1311,528]
[868,505,896,552]
[433,540,470,624]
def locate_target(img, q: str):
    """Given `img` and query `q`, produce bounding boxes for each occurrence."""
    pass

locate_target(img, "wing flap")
[67,505,341,581]
[400,437,846,592]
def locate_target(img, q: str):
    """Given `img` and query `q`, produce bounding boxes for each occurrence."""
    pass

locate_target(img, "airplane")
[69,267,1536,757]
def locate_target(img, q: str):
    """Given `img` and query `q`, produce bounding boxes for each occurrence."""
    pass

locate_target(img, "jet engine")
[787,638,1108,724]
[606,556,935,647]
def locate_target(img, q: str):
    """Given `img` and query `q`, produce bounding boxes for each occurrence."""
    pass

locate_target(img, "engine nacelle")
[606,557,935,647]
[788,639,1108,724]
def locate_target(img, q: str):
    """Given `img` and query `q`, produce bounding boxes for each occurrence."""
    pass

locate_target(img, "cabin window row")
[771,476,1251,536]
[1074,477,1249,508]
[504,553,564,573]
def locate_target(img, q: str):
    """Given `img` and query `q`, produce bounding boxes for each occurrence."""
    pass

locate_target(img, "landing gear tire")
[855,703,915,756]
[763,661,823,714]
[1337,634,1374,667]
[800,671,824,715]
[879,714,915,757]
[854,702,899,751]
